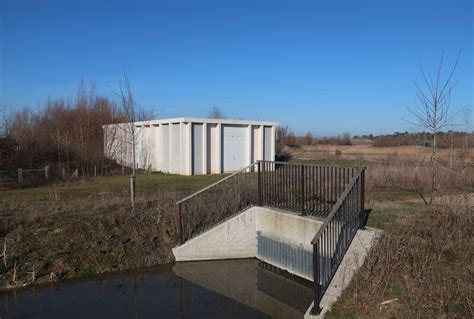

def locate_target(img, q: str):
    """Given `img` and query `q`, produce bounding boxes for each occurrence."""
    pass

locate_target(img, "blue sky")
[0,0,472,136]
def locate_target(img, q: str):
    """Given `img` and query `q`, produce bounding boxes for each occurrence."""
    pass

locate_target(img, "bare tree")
[208,106,226,119]
[109,74,155,206]
[276,125,288,145]
[0,104,10,138]
[406,50,461,210]
[111,74,140,206]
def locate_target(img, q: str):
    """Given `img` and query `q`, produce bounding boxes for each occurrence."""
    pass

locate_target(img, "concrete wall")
[172,208,257,261]
[103,117,277,175]
[172,205,382,317]
[172,206,323,281]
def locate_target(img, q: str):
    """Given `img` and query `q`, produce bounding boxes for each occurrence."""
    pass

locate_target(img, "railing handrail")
[176,162,257,205]
[310,167,365,245]
[259,160,365,170]
[176,160,362,205]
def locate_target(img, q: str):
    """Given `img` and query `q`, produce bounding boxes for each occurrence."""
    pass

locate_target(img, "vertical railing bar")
[275,163,278,207]
[258,161,262,206]
[270,162,273,206]
[318,166,321,214]
[276,163,279,207]
[285,164,288,208]
[265,161,268,205]
[330,166,333,211]
[177,203,183,244]
[268,162,271,206]
[301,165,305,214]
[265,161,267,205]
[326,166,329,213]
[289,164,292,210]
[273,162,276,207]
[338,167,342,200]
[327,166,330,212]
[282,164,285,208]
[334,167,337,202]
[268,161,271,205]
[360,168,365,229]
[321,166,324,214]
[311,165,315,213]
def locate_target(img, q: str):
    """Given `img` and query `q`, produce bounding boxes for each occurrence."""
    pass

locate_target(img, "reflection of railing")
[257,262,314,313]
[310,168,366,315]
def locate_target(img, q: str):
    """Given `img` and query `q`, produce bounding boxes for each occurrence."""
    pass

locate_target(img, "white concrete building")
[103,117,277,175]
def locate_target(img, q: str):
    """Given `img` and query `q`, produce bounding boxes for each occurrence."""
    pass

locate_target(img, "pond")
[0,259,313,319]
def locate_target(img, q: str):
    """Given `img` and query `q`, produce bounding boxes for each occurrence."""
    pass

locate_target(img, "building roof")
[105,117,278,127]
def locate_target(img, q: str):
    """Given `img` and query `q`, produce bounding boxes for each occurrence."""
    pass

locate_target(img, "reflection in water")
[0,259,312,319]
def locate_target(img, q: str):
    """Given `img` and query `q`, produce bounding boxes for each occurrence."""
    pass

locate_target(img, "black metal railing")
[310,167,366,315]
[176,160,367,313]
[176,161,360,243]
[258,161,358,217]
[176,162,260,243]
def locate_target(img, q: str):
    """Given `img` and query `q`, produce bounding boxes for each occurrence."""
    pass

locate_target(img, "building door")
[222,125,247,172]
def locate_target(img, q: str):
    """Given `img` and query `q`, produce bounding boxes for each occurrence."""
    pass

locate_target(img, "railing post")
[259,161,263,206]
[359,168,366,229]
[300,165,305,215]
[177,203,184,244]
[311,242,322,315]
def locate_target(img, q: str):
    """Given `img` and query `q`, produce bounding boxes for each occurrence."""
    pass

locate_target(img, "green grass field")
[0,172,224,203]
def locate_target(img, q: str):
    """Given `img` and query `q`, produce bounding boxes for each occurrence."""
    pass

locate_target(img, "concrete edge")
[304,227,384,319]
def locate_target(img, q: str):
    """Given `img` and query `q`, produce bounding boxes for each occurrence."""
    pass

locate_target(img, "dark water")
[0,259,313,319]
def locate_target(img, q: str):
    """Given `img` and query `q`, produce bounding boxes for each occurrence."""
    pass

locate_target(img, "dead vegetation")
[329,195,473,318]
[0,172,222,290]
[289,143,473,318]
[0,193,178,289]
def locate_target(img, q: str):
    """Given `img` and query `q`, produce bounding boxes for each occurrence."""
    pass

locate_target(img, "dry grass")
[286,144,474,165]
[0,172,223,290]
[329,195,473,318]
[290,145,473,318]
[366,157,474,192]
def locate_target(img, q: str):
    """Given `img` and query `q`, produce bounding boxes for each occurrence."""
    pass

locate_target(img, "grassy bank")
[328,189,473,318]
[1,159,472,318]
[0,172,223,289]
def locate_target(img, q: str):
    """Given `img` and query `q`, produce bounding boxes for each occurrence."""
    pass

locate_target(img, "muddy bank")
[0,194,179,290]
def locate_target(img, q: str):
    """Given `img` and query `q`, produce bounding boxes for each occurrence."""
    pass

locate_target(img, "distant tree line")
[368,131,473,149]
[0,83,128,175]
[276,126,472,150]
[277,126,352,148]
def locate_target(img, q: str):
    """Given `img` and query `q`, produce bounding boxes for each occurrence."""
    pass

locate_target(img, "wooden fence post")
[130,175,136,207]
[17,168,23,184]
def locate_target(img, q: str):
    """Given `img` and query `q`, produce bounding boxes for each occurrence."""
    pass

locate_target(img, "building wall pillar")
[202,122,208,174]
[217,123,222,174]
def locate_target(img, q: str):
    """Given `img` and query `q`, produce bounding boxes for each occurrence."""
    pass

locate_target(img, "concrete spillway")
[172,206,382,317]
[172,206,322,281]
